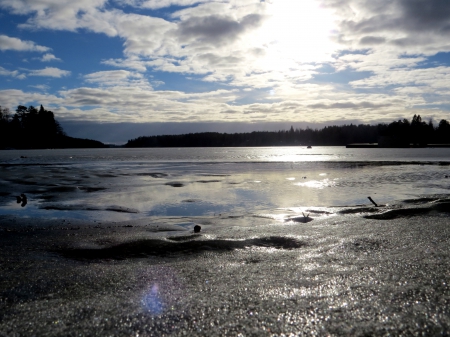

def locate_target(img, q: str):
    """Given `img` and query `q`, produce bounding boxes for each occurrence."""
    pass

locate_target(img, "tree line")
[125,115,450,147]
[0,105,105,149]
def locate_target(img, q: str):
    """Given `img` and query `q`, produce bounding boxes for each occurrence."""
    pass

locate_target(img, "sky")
[1,0,450,144]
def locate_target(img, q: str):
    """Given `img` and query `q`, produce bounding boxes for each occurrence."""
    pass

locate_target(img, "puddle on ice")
[2,153,450,222]
[295,178,338,189]
[0,198,141,221]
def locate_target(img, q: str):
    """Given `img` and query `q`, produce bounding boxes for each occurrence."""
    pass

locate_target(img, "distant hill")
[0,105,106,149]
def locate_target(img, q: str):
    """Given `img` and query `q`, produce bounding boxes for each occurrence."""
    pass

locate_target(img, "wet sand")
[1,203,450,336]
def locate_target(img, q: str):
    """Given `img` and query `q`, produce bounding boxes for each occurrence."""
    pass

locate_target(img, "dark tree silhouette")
[436,119,450,144]
[125,115,450,148]
[0,106,11,148]
[0,104,105,149]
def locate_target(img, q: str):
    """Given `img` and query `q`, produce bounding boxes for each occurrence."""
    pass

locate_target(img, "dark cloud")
[359,36,386,45]
[324,0,450,50]
[70,98,106,105]
[196,53,243,66]
[177,14,264,45]
[398,0,450,32]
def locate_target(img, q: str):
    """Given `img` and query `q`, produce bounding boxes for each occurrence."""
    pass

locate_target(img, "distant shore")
[346,143,450,148]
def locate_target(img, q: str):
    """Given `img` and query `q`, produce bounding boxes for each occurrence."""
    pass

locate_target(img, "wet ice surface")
[1,206,450,336]
[1,148,450,335]
[1,159,450,221]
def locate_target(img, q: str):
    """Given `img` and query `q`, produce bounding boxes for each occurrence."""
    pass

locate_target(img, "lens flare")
[141,284,163,315]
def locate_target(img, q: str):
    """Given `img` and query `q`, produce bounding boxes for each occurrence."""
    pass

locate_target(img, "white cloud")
[0,34,50,52]
[40,53,61,62]
[0,89,63,110]
[133,0,212,10]
[84,70,151,87]
[151,80,165,87]
[29,84,50,91]
[101,57,148,72]
[2,79,449,126]
[0,66,26,79]
[0,0,113,33]
[28,67,71,78]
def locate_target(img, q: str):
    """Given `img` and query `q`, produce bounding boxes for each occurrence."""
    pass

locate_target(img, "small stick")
[302,212,310,218]
[368,196,378,207]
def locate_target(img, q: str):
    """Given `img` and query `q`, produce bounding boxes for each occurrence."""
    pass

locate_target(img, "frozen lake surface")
[1,147,450,336]
[1,147,450,220]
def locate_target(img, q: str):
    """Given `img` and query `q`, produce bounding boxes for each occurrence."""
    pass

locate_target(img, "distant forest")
[0,105,105,149]
[126,115,450,148]
[2,105,450,149]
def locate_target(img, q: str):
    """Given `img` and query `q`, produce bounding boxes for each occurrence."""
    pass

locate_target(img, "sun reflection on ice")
[295,178,338,189]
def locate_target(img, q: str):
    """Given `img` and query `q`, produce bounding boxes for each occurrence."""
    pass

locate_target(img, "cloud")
[0,89,62,109]
[115,0,213,9]
[29,84,50,91]
[2,78,449,127]
[359,36,386,46]
[0,0,113,33]
[101,57,148,72]
[0,34,50,52]
[324,0,450,54]
[0,0,273,87]
[0,66,25,79]
[84,70,151,87]
[399,0,450,32]
[1,0,450,129]
[114,13,176,56]
[177,14,264,45]
[28,67,71,77]
[39,53,61,62]
[307,101,392,109]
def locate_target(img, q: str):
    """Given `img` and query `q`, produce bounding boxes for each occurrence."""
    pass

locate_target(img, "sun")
[252,0,338,69]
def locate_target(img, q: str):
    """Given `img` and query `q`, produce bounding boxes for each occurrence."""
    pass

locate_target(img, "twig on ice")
[368,196,378,207]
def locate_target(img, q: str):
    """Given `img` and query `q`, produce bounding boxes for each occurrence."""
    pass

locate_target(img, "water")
[1,147,449,220]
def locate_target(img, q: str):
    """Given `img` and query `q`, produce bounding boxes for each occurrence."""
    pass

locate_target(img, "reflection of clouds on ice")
[295,178,338,189]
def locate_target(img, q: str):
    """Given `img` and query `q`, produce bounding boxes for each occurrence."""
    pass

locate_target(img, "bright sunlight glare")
[253,0,338,69]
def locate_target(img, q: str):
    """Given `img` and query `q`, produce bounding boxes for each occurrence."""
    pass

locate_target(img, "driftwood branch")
[368,196,378,207]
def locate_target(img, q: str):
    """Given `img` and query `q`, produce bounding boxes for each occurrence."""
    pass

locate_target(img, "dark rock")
[165,182,184,187]
[194,225,201,233]
[16,194,27,207]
